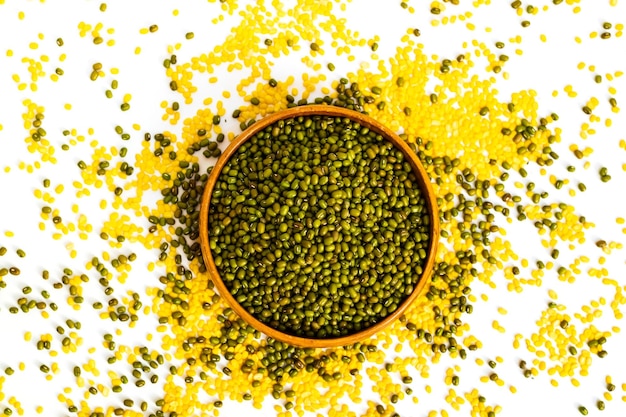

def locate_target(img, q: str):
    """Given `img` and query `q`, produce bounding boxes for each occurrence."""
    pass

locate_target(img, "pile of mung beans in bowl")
[199,105,439,348]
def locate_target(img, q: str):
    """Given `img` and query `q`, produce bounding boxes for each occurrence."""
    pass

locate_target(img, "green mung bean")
[208,114,431,339]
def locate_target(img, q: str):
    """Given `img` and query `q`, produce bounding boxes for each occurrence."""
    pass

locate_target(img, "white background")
[1,1,625,416]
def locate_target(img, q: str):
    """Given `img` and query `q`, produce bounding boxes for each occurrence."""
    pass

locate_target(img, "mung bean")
[208,114,431,338]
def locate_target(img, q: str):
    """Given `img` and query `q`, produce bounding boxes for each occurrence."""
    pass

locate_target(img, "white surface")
[1,1,626,416]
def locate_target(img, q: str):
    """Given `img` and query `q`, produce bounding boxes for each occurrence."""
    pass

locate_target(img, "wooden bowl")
[199,105,439,348]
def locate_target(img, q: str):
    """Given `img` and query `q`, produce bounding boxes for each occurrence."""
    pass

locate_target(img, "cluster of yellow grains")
[520,301,610,379]
[170,0,383,104]
[77,21,115,47]
[1,0,625,416]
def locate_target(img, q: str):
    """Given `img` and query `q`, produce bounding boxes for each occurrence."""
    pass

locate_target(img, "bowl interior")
[199,105,439,348]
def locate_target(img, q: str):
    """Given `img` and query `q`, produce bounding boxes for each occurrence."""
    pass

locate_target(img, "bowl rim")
[199,104,439,348]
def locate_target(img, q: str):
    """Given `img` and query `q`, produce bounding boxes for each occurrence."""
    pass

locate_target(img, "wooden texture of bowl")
[199,105,439,348]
